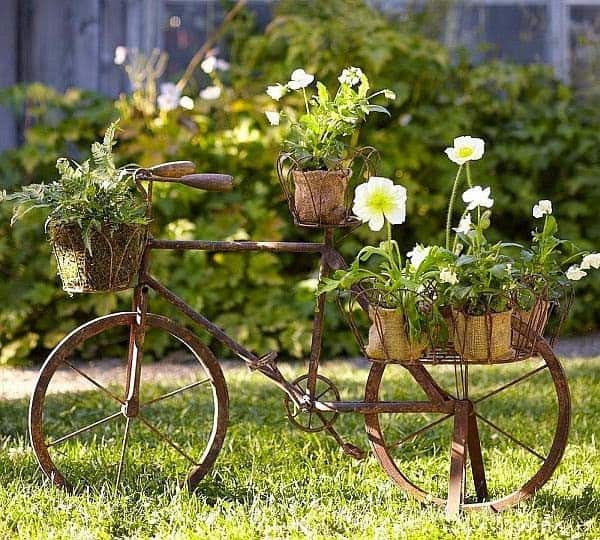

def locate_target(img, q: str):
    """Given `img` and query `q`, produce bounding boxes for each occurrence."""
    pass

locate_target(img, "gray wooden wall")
[0,0,165,151]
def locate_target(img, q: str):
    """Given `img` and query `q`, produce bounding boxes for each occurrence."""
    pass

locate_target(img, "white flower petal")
[581,253,600,270]
[446,136,485,163]
[566,265,587,281]
[265,111,280,126]
[199,86,221,100]
[266,84,287,101]
[367,212,385,232]
[383,205,405,225]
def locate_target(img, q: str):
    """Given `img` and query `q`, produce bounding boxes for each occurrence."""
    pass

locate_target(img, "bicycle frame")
[120,178,454,424]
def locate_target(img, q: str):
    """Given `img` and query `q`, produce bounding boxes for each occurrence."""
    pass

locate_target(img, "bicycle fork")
[122,285,149,418]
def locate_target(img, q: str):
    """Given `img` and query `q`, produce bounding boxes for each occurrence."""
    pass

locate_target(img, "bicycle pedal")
[342,443,367,461]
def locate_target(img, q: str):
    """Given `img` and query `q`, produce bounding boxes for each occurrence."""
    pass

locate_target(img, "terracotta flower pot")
[49,222,146,293]
[453,309,513,362]
[292,168,350,225]
[365,305,427,362]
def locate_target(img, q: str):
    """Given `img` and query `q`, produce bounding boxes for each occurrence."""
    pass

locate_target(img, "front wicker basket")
[49,222,147,293]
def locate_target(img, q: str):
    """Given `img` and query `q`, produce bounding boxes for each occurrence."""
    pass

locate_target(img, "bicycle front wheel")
[364,336,570,512]
[29,312,229,492]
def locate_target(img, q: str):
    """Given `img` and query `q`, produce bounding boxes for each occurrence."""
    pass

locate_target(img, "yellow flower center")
[457,146,474,158]
[366,189,394,213]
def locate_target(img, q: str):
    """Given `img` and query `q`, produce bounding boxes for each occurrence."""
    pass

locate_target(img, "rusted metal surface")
[447,401,469,517]
[29,313,229,492]
[363,322,570,513]
[148,239,325,253]
[29,161,573,513]
[467,406,488,502]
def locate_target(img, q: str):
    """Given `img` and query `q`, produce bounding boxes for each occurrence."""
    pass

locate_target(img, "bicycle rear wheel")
[29,312,228,492]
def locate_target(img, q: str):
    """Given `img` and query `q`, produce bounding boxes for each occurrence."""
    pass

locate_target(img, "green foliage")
[4,121,147,253]
[268,67,393,169]
[1,0,600,364]
[2,359,600,537]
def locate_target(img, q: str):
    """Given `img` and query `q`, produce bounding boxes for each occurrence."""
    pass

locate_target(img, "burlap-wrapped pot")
[453,310,513,362]
[365,305,427,362]
[292,168,350,225]
[49,222,146,293]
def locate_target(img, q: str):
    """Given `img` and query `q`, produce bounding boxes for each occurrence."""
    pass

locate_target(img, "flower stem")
[302,88,310,115]
[466,162,473,188]
[451,209,469,254]
[445,164,463,250]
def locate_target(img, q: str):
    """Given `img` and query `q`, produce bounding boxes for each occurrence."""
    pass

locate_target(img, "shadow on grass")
[535,485,600,524]
[0,360,598,514]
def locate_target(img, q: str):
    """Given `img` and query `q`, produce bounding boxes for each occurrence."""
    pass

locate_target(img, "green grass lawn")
[1,358,600,539]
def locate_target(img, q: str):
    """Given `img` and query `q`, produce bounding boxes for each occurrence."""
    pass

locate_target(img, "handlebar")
[152,173,234,192]
[139,161,234,192]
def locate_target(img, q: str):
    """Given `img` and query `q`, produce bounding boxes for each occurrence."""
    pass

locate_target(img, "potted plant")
[267,67,395,226]
[2,120,148,293]
[442,136,517,361]
[445,200,516,362]
[511,198,598,342]
[319,176,451,362]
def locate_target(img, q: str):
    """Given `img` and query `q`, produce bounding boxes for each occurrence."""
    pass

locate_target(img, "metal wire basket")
[276,147,379,228]
[338,280,442,364]
[49,222,147,293]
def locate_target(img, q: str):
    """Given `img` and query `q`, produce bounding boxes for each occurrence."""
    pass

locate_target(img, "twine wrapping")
[454,309,513,362]
[366,305,426,362]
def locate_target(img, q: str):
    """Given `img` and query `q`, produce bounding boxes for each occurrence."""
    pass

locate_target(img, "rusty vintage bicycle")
[29,162,571,516]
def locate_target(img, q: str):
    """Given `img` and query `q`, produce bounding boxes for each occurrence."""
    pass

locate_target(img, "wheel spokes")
[137,413,198,466]
[475,412,546,462]
[473,364,548,406]
[62,359,124,405]
[140,378,212,409]
[385,413,454,451]
[46,410,123,447]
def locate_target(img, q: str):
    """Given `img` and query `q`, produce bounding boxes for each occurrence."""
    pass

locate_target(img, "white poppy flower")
[407,245,431,269]
[199,86,222,100]
[462,186,494,211]
[566,265,587,281]
[338,67,363,86]
[453,214,472,234]
[201,55,218,73]
[439,268,459,285]
[113,46,128,65]
[157,83,181,111]
[179,96,194,110]
[266,84,287,101]
[581,253,600,270]
[533,199,552,219]
[352,176,407,232]
[265,111,280,126]
[445,136,485,165]
[287,68,314,90]
[200,55,229,73]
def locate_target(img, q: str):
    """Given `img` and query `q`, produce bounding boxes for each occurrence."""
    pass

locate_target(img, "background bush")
[1,0,598,365]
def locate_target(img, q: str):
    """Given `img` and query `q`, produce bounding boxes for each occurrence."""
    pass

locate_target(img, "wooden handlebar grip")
[149,161,196,178]
[179,174,234,191]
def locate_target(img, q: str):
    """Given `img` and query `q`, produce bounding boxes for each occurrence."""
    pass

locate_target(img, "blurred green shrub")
[0,0,598,365]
